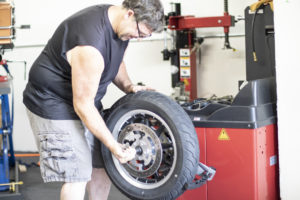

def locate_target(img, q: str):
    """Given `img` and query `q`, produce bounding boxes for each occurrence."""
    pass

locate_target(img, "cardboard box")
[0,2,13,45]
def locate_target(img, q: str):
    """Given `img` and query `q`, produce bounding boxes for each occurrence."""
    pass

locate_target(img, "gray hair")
[122,0,164,33]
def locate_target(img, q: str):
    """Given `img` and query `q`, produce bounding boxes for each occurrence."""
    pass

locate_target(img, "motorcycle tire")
[102,91,199,200]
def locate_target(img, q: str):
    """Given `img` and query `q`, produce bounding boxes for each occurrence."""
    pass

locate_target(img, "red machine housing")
[179,125,279,200]
[179,77,279,200]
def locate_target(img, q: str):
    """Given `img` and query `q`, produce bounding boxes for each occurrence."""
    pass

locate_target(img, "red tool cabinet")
[179,77,279,200]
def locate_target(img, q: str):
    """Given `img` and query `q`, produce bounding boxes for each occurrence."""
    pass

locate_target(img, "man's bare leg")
[87,168,111,200]
[60,182,87,200]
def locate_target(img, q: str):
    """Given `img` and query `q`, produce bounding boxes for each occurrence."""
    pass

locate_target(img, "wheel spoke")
[126,117,136,124]
[153,172,160,179]
[155,124,165,137]
[161,158,173,166]
[162,143,173,149]
[142,117,151,126]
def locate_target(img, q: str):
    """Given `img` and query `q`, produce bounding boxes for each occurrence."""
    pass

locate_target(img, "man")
[23,0,164,199]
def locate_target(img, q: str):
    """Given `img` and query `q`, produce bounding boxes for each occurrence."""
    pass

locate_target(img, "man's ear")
[124,9,135,19]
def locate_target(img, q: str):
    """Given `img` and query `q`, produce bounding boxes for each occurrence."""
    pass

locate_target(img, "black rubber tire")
[102,91,199,200]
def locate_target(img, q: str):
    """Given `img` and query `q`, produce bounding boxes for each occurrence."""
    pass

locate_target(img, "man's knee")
[61,182,87,200]
[90,168,111,184]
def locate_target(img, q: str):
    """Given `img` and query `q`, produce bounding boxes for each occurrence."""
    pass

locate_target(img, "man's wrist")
[106,139,119,152]
[125,84,134,94]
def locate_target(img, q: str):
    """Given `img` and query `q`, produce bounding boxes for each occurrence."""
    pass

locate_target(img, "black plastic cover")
[245,5,275,81]
[182,77,277,129]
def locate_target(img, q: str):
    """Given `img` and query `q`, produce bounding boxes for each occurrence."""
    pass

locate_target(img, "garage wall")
[5,0,252,150]
[274,1,300,199]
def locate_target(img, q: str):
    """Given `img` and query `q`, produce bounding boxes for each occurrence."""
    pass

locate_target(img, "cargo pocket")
[39,132,78,180]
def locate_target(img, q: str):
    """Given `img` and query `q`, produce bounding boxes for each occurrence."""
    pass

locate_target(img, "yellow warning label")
[218,128,230,140]
[183,78,189,86]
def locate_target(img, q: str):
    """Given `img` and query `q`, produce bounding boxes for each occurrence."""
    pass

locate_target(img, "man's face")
[118,14,152,41]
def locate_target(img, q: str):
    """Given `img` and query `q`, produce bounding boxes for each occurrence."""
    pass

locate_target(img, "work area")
[0,0,299,200]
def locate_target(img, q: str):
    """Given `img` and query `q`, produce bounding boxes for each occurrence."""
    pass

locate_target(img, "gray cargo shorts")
[26,109,104,183]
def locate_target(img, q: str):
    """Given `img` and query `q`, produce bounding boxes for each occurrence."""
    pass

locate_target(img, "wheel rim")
[111,109,178,189]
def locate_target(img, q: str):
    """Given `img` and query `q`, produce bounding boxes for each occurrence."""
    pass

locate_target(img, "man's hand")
[111,143,136,163]
[128,84,155,93]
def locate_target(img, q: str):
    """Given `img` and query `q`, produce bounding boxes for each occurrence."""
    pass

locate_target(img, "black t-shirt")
[23,4,129,119]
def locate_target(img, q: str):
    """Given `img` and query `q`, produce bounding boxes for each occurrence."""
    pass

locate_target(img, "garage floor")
[2,156,130,200]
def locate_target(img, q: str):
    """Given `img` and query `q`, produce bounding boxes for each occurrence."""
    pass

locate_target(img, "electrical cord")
[251,4,265,62]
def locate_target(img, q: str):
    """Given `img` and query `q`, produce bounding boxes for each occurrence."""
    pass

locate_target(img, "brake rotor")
[118,123,163,178]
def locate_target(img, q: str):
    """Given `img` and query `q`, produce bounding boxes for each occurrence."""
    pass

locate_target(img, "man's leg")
[26,109,93,200]
[86,168,111,200]
[61,182,87,200]
[84,123,112,200]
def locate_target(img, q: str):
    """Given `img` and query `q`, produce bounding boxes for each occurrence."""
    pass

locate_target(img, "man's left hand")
[128,84,155,93]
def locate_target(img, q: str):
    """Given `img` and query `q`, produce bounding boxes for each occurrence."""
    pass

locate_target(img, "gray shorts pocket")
[39,132,78,179]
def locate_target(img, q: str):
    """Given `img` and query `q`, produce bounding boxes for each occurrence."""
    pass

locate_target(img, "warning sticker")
[180,67,191,77]
[218,128,230,140]
[180,57,190,67]
[179,49,190,57]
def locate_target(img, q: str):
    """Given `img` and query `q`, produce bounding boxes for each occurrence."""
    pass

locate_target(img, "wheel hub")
[118,123,163,178]
[135,146,143,155]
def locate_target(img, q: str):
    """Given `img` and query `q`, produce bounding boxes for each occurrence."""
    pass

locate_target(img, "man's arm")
[113,61,154,93]
[67,45,135,163]
[113,61,134,93]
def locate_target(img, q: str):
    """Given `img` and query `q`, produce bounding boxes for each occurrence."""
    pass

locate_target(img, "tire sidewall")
[102,93,199,200]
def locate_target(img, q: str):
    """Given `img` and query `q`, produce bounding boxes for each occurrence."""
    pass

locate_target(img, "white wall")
[274,0,300,199]
[4,0,252,151]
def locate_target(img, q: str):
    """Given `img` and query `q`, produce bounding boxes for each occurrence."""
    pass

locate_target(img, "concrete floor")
[19,165,130,200]
[1,157,130,200]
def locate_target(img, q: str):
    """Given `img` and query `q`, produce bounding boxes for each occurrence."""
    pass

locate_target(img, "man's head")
[117,0,164,41]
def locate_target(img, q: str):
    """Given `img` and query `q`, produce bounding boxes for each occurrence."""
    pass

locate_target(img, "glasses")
[136,20,152,38]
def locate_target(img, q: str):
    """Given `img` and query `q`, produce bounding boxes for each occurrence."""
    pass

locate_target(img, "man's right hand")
[111,143,136,163]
